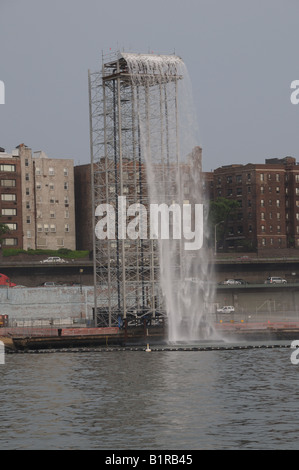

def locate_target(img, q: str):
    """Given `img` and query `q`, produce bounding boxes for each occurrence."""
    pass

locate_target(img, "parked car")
[40,257,68,264]
[217,305,235,313]
[222,279,242,285]
[234,279,249,284]
[264,277,287,284]
[40,282,59,287]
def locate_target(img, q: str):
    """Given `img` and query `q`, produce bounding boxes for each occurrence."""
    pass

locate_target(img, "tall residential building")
[213,156,299,252]
[0,147,23,249]
[18,143,76,250]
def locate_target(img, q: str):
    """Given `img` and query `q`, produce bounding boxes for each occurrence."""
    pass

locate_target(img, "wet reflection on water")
[0,345,298,449]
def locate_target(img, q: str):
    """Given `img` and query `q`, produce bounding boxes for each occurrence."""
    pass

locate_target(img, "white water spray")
[122,52,215,342]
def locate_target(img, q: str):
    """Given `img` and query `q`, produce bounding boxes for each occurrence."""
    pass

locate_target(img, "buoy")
[145,343,151,352]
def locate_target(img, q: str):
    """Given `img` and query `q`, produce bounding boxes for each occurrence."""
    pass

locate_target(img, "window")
[36,182,41,190]
[227,176,232,184]
[35,167,41,175]
[261,199,264,207]
[50,211,55,219]
[1,179,16,187]
[6,223,17,230]
[261,225,265,232]
[262,238,266,246]
[49,167,55,176]
[57,238,64,247]
[0,164,16,172]
[65,210,69,218]
[1,208,16,216]
[50,197,55,204]
[64,197,69,205]
[237,188,242,196]
[247,173,251,181]
[227,188,232,196]
[44,224,49,232]
[25,173,30,181]
[261,186,264,194]
[27,231,31,239]
[276,187,280,193]
[260,173,264,182]
[65,224,69,232]
[50,183,54,190]
[26,201,30,209]
[236,175,242,183]
[277,225,281,233]
[296,174,299,183]
[261,213,265,220]
[276,200,280,207]
[63,168,68,176]
[37,224,43,232]
[25,159,29,167]
[1,194,16,201]
[2,238,17,246]
[26,216,31,224]
[50,224,56,232]
[277,213,280,220]
[276,174,280,182]
[26,188,30,195]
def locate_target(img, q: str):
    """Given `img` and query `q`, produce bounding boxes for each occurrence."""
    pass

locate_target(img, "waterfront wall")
[0,286,95,320]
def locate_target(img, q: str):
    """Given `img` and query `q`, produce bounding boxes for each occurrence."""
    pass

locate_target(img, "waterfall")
[122,52,215,342]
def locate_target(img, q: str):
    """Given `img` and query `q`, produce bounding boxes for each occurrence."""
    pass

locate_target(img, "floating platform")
[1,321,299,352]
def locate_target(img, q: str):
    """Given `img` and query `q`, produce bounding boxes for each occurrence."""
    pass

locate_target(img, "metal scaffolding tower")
[88,51,184,327]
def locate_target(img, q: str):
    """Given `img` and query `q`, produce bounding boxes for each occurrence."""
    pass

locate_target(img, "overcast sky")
[1,0,299,171]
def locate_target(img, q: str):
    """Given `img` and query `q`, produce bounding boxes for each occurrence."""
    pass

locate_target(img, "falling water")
[122,52,215,342]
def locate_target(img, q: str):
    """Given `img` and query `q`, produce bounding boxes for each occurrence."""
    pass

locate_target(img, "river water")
[1,341,299,450]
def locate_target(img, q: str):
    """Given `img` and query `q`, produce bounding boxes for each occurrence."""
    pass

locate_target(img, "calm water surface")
[0,343,299,450]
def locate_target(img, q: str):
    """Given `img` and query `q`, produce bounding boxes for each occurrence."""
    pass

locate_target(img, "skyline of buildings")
[1,142,299,254]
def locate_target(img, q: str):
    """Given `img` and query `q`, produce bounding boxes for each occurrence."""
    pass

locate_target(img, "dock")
[1,320,299,352]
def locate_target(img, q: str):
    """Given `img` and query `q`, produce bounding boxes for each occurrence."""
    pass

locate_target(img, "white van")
[264,277,287,284]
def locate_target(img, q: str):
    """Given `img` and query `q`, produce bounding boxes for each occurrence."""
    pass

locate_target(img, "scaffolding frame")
[88,51,184,327]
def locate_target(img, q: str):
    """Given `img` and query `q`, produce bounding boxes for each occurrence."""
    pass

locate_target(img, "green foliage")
[2,248,89,258]
[208,197,239,226]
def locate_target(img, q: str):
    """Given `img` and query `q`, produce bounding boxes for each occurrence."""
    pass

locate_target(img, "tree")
[208,197,239,250]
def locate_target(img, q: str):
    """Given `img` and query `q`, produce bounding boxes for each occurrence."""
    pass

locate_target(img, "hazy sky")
[1,0,299,171]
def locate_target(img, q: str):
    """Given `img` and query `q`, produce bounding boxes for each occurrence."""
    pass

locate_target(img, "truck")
[216,305,235,314]
[0,273,16,287]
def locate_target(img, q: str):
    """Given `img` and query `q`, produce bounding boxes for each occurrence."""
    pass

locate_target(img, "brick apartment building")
[212,156,299,252]
[0,147,23,249]
[0,144,76,251]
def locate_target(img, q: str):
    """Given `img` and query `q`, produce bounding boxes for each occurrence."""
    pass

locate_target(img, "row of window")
[218,173,291,185]
[37,224,70,233]
[35,167,69,176]
[1,237,68,246]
